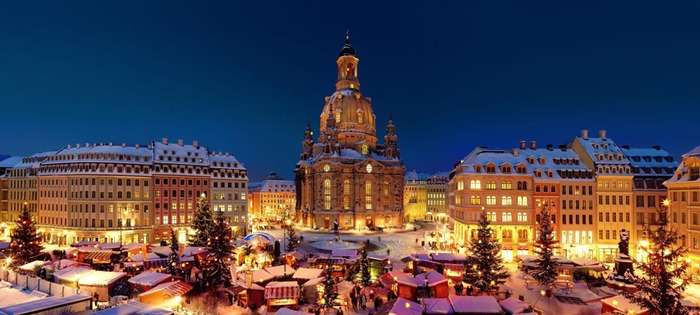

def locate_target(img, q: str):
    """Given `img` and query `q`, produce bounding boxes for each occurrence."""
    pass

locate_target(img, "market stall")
[225,280,265,309]
[90,301,173,315]
[421,298,454,315]
[266,265,296,280]
[498,296,531,315]
[601,295,649,315]
[389,297,423,315]
[292,268,324,285]
[301,277,323,304]
[138,281,193,309]
[77,271,127,302]
[19,260,50,275]
[238,269,274,285]
[128,271,172,293]
[264,281,300,312]
[417,270,449,298]
[52,266,95,286]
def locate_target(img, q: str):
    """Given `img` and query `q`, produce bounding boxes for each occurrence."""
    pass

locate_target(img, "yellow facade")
[666,146,700,273]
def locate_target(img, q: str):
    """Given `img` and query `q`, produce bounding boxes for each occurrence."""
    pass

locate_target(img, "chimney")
[519,141,526,150]
[599,130,607,140]
[547,144,553,151]
[86,143,90,147]
[67,144,71,149]
[512,149,519,156]
[109,142,113,147]
[162,138,168,145]
[135,144,140,149]
[581,130,589,140]
[193,140,199,147]
[122,143,126,148]
[225,152,229,157]
[559,145,567,151]
[76,143,81,148]
[530,141,536,150]
[177,139,183,146]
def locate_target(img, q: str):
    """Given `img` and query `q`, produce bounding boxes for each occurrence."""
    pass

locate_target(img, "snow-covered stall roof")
[499,296,530,314]
[19,260,50,271]
[89,301,173,315]
[292,268,323,280]
[601,295,647,314]
[395,273,422,287]
[128,271,171,287]
[238,269,273,284]
[302,277,324,288]
[389,297,423,315]
[0,285,41,307]
[0,294,91,315]
[265,265,296,278]
[121,243,147,251]
[430,253,455,262]
[139,281,193,299]
[52,259,79,269]
[421,298,454,314]
[182,247,207,256]
[275,307,309,315]
[417,270,448,286]
[99,242,122,250]
[53,266,95,282]
[78,271,126,286]
[448,296,502,314]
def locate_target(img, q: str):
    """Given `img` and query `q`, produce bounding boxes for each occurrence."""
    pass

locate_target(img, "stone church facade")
[294,35,405,230]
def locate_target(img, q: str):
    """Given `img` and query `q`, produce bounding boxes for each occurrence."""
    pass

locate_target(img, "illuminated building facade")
[295,35,405,230]
[427,172,449,222]
[248,172,296,222]
[664,146,700,267]
[404,170,429,222]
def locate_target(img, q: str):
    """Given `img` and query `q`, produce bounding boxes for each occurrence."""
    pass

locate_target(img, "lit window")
[366,164,372,173]
[501,181,512,190]
[365,181,372,209]
[324,179,331,210]
[362,145,368,155]
[486,196,496,205]
[470,195,481,205]
[502,212,512,222]
[470,180,481,190]
[517,196,528,206]
[502,196,512,206]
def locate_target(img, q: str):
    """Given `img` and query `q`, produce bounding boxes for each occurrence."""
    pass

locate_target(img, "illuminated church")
[294,34,405,230]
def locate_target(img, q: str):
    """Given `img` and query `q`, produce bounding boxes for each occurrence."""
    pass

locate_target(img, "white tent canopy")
[422,298,454,314]
[390,297,423,315]
[78,271,126,286]
[265,265,296,278]
[449,296,502,314]
[292,268,323,280]
[19,260,50,271]
[128,271,171,287]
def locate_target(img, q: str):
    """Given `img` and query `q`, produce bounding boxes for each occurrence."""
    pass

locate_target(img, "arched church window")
[324,179,331,210]
[362,145,368,155]
[357,110,363,123]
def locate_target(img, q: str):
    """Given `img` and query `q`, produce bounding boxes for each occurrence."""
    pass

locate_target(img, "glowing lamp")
[540,290,545,296]
[663,199,670,207]
[612,299,618,307]
[405,302,411,309]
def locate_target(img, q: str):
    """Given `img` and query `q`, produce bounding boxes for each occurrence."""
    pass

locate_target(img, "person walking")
[374,296,382,312]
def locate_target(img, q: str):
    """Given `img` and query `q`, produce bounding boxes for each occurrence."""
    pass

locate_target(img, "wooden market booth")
[226,280,265,309]
[264,281,301,312]
[76,270,127,302]
[138,281,193,310]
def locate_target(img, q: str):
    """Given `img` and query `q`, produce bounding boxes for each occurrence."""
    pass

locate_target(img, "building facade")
[248,172,296,223]
[294,35,405,230]
[4,139,246,245]
[427,172,449,223]
[664,146,700,267]
[404,171,429,222]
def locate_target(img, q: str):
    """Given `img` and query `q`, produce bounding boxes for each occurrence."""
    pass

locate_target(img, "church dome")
[320,89,376,136]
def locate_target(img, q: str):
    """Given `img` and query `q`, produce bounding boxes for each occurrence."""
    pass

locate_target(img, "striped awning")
[313,258,345,266]
[445,263,465,272]
[161,281,193,298]
[264,282,300,300]
[83,251,114,262]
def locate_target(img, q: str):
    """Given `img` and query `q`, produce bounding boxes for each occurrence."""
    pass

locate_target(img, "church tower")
[294,33,405,231]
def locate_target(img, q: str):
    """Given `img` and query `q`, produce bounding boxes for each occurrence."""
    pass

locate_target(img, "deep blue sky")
[1,1,699,181]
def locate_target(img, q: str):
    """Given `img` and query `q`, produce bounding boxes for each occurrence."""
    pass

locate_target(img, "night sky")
[1,1,699,181]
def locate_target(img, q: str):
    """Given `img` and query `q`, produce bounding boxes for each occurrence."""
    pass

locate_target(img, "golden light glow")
[405,302,411,309]
[612,299,618,307]
[540,290,545,296]
[663,199,670,207]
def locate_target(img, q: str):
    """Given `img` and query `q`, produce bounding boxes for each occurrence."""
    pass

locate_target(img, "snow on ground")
[0,285,40,308]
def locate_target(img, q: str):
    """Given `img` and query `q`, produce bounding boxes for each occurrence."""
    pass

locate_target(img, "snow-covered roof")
[389,297,423,315]
[78,271,126,286]
[90,301,173,315]
[499,296,530,314]
[249,179,295,193]
[53,266,95,282]
[128,271,171,287]
[139,281,193,299]
[405,170,431,182]
[448,295,502,314]
[19,260,50,271]
[601,295,647,314]
[44,143,153,166]
[292,268,323,280]
[152,141,209,166]
[302,277,324,288]
[0,156,23,168]
[265,265,296,278]
[0,294,91,315]
[416,270,448,286]
[52,259,79,269]
[209,152,244,170]
[182,247,207,256]
[454,147,530,176]
[239,269,273,283]
[422,298,454,314]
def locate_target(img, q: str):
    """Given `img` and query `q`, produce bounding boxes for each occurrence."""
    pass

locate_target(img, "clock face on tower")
[327,135,331,140]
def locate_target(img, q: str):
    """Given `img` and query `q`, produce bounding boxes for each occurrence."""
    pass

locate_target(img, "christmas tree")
[285,222,300,252]
[203,210,234,291]
[359,247,371,286]
[190,194,213,247]
[622,203,690,315]
[322,265,338,309]
[167,229,180,275]
[9,203,43,267]
[463,211,509,294]
[532,205,558,289]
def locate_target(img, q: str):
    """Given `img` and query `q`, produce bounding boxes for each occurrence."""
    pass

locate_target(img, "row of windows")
[70,204,149,213]
[561,185,593,196]
[597,180,631,189]
[561,214,594,225]
[598,195,631,206]
[71,178,150,187]
[597,212,631,223]
[671,191,700,203]
[598,229,620,240]
[483,212,529,222]
[457,180,529,191]
[154,178,208,187]
[41,163,151,175]
[68,190,150,200]
[561,199,593,210]
[465,195,529,206]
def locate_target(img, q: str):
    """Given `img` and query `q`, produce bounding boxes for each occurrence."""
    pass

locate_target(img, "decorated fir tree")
[167,229,180,275]
[9,203,43,267]
[190,194,213,247]
[322,265,338,309]
[622,204,690,315]
[285,222,300,252]
[463,211,509,294]
[532,205,558,289]
[203,210,234,291]
[359,247,371,286]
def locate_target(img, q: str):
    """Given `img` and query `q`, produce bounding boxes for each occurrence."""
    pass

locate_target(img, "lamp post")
[284,219,291,275]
